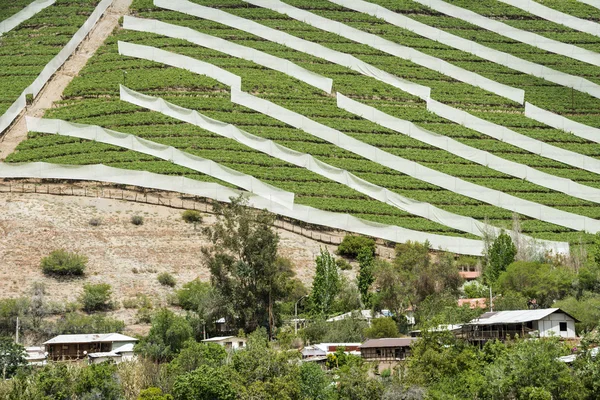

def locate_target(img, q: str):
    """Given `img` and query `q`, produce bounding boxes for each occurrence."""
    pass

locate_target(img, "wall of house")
[110,341,137,352]
[538,314,576,338]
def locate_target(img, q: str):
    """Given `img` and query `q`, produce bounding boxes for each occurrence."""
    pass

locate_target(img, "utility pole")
[15,316,19,344]
[295,295,307,335]
[489,286,493,312]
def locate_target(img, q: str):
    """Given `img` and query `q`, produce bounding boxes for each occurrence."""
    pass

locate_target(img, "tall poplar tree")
[310,248,340,316]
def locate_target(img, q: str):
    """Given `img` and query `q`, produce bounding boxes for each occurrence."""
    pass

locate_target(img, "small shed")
[202,336,247,350]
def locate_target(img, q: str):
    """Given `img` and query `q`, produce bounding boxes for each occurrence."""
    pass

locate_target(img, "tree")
[497,261,575,307]
[138,387,174,400]
[310,248,340,316]
[299,362,335,400]
[75,362,123,400]
[170,341,227,373]
[136,309,193,362]
[357,247,375,307]
[337,235,376,258]
[485,232,516,284]
[41,250,87,277]
[364,317,399,339]
[202,195,292,337]
[172,365,235,400]
[372,259,413,318]
[0,337,26,379]
[80,283,114,313]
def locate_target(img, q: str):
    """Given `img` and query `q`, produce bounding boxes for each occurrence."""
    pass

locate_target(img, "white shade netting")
[122,17,331,93]
[243,0,524,104]
[25,116,295,208]
[0,0,112,134]
[338,93,600,203]
[0,161,491,256]
[498,0,600,38]
[413,0,600,68]
[148,1,431,100]
[525,103,600,145]
[0,0,55,35]
[327,0,600,101]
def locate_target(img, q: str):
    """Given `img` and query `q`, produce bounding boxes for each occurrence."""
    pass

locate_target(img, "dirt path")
[0,0,133,160]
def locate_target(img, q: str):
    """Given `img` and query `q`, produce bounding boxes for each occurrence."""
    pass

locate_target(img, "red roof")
[459,271,480,279]
[360,338,417,349]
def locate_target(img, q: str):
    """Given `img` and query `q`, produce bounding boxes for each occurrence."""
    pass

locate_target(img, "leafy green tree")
[337,235,375,258]
[372,259,412,318]
[357,247,375,306]
[310,248,340,316]
[41,249,87,277]
[56,312,125,334]
[497,261,575,307]
[34,363,77,400]
[493,291,528,311]
[172,365,235,400]
[337,363,384,400]
[0,337,26,379]
[170,341,227,373]
[555,294,600,333]
[138,387,174,400]
[462,280,489,299]
[80,283,114,313]
[323,316,369,343]
[75,362,123,400]
[202,195,293,337]
[331,276,362,315]
[485,232,516,284]
[136,309,193,362]
[299,362,335,400]
[364,317,399,339]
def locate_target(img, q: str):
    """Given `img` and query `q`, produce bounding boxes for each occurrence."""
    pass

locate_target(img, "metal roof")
[360,338,417,349]
[202,336,246,342]
[43,333,137,345]
[466,308,578,325]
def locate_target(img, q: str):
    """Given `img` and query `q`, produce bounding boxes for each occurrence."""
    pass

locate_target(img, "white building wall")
[538,314,576,338]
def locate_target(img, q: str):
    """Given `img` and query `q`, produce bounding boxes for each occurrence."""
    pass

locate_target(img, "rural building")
[459,308,578,344]
[202,336,247,350]
[25,346,47,365]
[43,333,138,362]
[88,343,136,364]
[301,343,361,361]
[458,298,487,309]
[360,337,418,370]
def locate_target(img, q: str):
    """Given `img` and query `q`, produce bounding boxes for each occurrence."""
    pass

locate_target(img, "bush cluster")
[41,250,87,277]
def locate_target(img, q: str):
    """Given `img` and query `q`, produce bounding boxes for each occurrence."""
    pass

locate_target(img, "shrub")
[182,210,202,224]
[157,272,176,287]
[337,235,376,258]
[131,215,144,225]
[122,298,139,309]
[88,218,102,227]
[56,312,125,334]
[41,250,87,277]
[80,283,115,313]
[336,258,352,271]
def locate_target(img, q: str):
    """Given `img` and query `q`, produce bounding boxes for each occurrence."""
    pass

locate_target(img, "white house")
[301,343,361,361]
[460,308,578,343]
[202,336,247,350]
[88,342,136,364]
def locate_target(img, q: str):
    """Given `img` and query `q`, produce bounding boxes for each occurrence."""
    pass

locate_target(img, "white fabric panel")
[328,0,600,101]
[25,116,295,208]
[498,0,600,37]
[427,99,600,175]
[413,0,600,68]
[118,41,242,89]
[244,0,524,104]
[151,0,431,100]
[0,161,489,255]
[0,0,55,35]
[525,103,600,145]
[229,88,600,236]
[578,0,600,9]
[122,16,331,93]
[0,0,112,135]
[118,85,502,240]
[338,93,600,203]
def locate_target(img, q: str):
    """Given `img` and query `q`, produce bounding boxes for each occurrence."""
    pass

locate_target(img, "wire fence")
[0,179,396,259]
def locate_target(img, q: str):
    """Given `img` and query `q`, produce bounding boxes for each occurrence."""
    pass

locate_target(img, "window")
[560,322,568,332]
[238,342,244,348]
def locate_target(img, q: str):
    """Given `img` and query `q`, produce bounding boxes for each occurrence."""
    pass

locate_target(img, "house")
[43,333,138,362]
[202,336,247,350]
[301,343,361,361]
[25,346,47,366]
[458,308,578,344]
[88,343,136,364]
[327,309,414,326]
[458,298,487,309]
[360,338,418,370]
[409,324,463,337]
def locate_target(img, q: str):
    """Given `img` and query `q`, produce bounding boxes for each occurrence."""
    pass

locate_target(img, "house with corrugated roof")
[360,337,418,370]
[43,333,138,362]
[458,308,578,344]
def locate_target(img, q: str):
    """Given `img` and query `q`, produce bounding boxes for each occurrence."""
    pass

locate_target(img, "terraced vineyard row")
[0,0,101,116]
[8,0,600,245]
